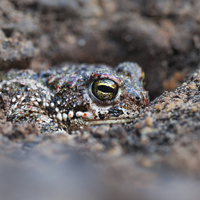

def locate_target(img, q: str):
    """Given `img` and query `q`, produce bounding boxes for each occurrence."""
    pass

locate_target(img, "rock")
[0,37,34,70]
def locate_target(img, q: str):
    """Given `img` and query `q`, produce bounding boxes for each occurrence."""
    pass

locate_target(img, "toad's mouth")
[64,112,140,132]
[54,110,139,132]
[65,118,137,132]
[73,111,139,123]
[82,118,136,126]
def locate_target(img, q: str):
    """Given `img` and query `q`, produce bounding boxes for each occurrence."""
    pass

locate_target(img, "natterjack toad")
[0,62,148,133]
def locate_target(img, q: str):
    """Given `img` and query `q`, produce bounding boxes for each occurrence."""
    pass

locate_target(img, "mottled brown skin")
[0,62,148,134]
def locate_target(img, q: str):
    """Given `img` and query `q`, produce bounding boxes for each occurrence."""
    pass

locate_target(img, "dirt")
[0,1,200,200]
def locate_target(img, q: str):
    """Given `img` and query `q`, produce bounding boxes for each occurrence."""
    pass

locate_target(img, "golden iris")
[92,79,118,101]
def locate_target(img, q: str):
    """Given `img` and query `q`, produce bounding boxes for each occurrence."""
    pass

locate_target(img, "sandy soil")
[0,1,200,200]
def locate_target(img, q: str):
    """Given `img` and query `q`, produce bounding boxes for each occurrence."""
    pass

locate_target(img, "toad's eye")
[92,79,118,101]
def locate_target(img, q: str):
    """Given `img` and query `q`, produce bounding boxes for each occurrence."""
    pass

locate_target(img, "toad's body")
[0,62,148,133]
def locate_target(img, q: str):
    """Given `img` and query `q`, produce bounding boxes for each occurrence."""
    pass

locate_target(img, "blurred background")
[1,0,200,99]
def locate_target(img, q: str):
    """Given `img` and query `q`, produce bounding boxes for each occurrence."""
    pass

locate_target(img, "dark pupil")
[98,85,114,93]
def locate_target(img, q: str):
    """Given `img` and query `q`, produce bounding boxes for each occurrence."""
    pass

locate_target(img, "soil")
[0,1,200,200]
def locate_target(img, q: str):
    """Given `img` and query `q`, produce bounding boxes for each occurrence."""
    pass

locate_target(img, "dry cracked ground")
[0,1,200,200]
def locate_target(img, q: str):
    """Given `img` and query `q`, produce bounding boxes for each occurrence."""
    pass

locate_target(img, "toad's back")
[0,62,148,133]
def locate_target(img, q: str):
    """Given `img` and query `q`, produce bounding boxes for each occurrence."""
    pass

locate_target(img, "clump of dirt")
[0,121,39,140]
